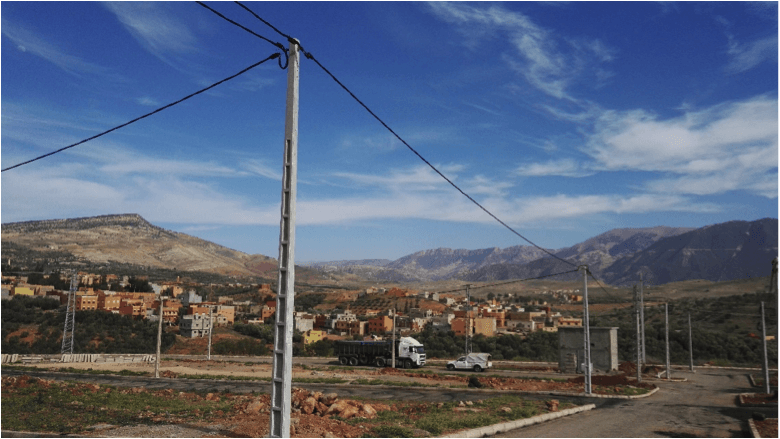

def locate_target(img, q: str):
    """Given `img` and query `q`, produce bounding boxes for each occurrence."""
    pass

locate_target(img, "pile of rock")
[291,388,380,419]
[240,388,383,421]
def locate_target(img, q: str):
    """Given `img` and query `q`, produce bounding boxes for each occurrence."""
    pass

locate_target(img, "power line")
[230,2,579,269]
[195,1,287,52]
[586,270,625,303]
[2,54,280,173]
[432,268,581,295]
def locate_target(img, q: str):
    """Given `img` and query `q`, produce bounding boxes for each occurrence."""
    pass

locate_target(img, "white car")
[446,353,492,372]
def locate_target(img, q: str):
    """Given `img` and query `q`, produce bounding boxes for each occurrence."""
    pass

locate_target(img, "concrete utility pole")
[392,308,396,368]
[640,273,646,364]
[634,286,642,383]
[207,306,213,361]
[466,285,472,355]
[580,266,592,395]
[155,296,163,378]
[688,313,694,372]
[769,257,780,320]
[665,303,671,380]
[761,302,771,394]
[270,38,300,439]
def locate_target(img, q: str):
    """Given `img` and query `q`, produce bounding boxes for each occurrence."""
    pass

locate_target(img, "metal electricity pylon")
[61,271,78,354]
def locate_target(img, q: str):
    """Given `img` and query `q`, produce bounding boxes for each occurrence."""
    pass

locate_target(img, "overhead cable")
[231,2,578,269]
[2,54,280,173]
[433,268,581,295]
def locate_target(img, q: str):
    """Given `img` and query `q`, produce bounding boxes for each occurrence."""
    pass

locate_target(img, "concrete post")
[640,274,646,364]
[688,312,694,372]
[581,266,592,395]
[155,295,163,378]
[665,303,670,380]
[208,306,213,361]
[761,302,771,394]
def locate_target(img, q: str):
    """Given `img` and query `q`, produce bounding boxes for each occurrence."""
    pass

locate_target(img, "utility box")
[558,327,619,373]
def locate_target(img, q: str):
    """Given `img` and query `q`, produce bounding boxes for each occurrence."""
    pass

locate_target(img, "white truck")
[446,353,492,372]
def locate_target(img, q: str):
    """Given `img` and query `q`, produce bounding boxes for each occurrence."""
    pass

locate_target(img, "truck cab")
[397,336,426,368]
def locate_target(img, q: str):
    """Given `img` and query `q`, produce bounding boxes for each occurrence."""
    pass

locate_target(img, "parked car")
[446,353,492,372]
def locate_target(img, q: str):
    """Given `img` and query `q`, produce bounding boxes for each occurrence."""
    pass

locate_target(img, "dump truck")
[334,336,426,368]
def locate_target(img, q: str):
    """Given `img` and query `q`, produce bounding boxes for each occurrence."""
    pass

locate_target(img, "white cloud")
[585,95,778,197]
[427,2,614,101]
[136,97,160,107]
[516,158,594,177]
[333,164,464,191]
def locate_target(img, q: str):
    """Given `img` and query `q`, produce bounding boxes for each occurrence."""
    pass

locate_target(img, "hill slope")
[2,214,264,277]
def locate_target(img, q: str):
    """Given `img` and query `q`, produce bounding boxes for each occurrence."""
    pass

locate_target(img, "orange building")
[482,310,506,328]
[97,292,121,311]
[368,315,393,334]
[118,299,146,319]
[450,318,474,337]
[76,295,98,311]
[187,304,210,317]
[474,317,497,337]
[216,305,235,325]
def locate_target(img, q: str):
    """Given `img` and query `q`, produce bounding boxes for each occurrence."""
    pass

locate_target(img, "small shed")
[558,326,618,373]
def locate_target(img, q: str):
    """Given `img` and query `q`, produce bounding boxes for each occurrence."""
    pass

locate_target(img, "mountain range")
[304,219,778,286]
[2,214,777,286]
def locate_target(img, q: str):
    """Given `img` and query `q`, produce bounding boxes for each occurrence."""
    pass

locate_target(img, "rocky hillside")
[604,218,778,285]
[1,214,265,277]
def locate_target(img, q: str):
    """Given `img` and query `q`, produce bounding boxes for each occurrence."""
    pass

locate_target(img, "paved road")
[0,368,595,406]
[493,368,778,438]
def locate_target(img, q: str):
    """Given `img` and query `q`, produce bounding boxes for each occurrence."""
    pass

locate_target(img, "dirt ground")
[2,373,561,438]
[19,358,656,394]
[754,418,778,438]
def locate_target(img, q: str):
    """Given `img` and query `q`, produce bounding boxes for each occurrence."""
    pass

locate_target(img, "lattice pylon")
[61,271,78,354]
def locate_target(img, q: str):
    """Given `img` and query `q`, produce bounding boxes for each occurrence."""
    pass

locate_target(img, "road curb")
[437,404,596,438]
[748,419,761,438]
[737,393,779,408]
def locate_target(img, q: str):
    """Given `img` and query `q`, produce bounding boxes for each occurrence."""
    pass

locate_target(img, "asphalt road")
[492,368,778,438]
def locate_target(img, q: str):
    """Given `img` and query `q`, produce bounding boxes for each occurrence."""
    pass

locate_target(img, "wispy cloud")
[103,2,198,70]
[585,94,778,197]
[516,158,594,177]
[1,20,122,81]
[725,34,778,74]
[241,159,281,180]
[136,96,160,107]
[427,2,614,101]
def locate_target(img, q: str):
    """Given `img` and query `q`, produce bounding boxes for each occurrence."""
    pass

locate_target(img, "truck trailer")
[334,336,426,368]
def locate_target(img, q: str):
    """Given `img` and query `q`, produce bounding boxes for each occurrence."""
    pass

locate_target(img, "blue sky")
[2,2,777,262]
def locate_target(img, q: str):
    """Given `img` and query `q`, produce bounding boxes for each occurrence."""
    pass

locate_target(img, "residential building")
[180,315,212,338]
[474,317,497,337]
[12,286,34,296]
[368,315,393,334]
[76,294,98,311]
[97,292,121,311]
[303,329,326,345]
